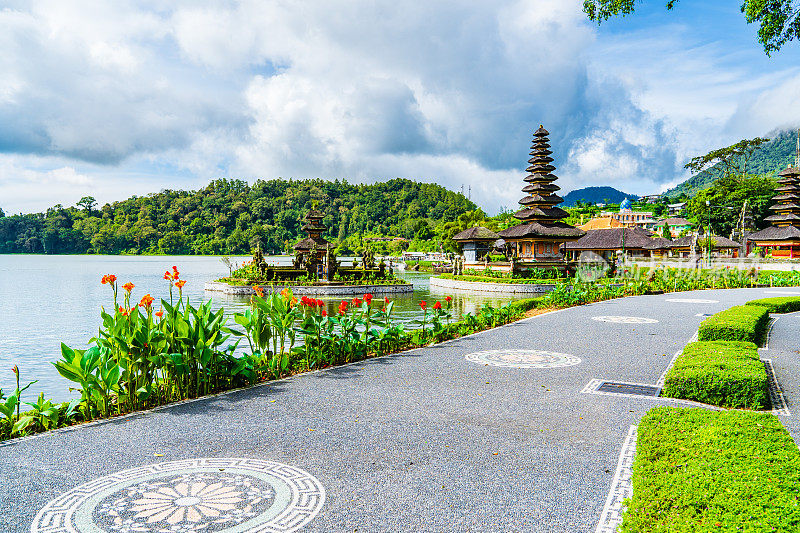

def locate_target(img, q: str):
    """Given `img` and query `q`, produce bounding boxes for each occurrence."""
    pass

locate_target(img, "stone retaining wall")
[204,281,414,296]
[429,276,558,294]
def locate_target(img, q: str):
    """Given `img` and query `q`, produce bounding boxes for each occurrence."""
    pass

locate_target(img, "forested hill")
[665,129,800,198]
[561,186,638,206]
[0,178,476,255]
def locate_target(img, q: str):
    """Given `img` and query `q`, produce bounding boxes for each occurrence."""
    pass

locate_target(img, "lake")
[0,255,523,402]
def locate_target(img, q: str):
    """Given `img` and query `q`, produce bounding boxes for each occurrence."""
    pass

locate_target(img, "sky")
[1,0,800,215]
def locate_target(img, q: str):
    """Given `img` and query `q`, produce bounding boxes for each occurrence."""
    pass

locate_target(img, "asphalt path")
[0,287,795,533]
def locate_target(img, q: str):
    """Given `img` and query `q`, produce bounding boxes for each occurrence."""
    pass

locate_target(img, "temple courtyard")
[2,287,799,532]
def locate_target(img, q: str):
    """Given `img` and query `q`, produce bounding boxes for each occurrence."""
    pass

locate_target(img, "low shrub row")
[697,305,770,344]
[623,407,800,532]
[746,296,800,314]
[662,341,769,410]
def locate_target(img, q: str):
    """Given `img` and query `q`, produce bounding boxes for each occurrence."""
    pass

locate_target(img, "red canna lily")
[385,296,390,305]
[321,309,328,317]
[119,306,131,316]
[445,296,452,303]
[363,293,373,305]
[122,282,134,293]
[434,301,442,310]
[155,310,164,318]
[419,300,427,310]
[352,297,363,307]
[252,285,265,298]
[138,294,155,310]
[175,279,186,289]
[338,300,348,315]
[316,299,324,307]
[101,274,117,285]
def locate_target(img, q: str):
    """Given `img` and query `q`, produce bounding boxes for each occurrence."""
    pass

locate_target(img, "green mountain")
[665,129,799,198]
[0,178,476,255]
[561,186,638,206]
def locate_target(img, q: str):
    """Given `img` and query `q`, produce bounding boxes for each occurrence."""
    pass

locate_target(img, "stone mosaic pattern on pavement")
[464,349,581,368]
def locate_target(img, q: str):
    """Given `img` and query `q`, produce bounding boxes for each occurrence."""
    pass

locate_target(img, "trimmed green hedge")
[697,305,770,344]
[506,296,548,313]
[622,407,800,532]
[746,296,800,314]
[662,341,769,409]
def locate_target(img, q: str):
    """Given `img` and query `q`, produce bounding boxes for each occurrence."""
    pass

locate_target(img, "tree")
[76,196,97,213]
[0,207,5,218]
[684,137,770,179]
[583,0,800,55]
[661,223,671,239]
[686,174,776,236]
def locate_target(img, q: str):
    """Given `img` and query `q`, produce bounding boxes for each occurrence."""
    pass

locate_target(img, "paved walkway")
[1,287,797,533]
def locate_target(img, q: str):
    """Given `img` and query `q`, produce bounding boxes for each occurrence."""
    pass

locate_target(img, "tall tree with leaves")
[584,1,800,55]
[684,137,770,180]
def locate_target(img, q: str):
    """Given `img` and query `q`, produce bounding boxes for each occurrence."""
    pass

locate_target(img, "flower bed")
[623,407,800,532]
[746,296,800,314]
[661,341,769,410]
[697,305,770,344]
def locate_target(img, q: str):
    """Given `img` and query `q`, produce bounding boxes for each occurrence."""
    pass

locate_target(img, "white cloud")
[2,0,800,215]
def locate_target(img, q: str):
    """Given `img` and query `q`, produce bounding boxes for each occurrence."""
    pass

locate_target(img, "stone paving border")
[764,359,791,416]
[428,275,558,294]
[595,425,637,533]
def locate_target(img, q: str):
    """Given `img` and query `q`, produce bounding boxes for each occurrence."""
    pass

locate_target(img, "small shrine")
[452,226,500,262]
[749,135,800,259]
[497,126,584,267]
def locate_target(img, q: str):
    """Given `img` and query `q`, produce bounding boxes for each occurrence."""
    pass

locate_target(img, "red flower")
[155,310,164,318]
[445,296,452,303]
[352,297,363,307]
[381,307,386,312]
[338,301,348,315]
[384,296,390,305]
[316,299,324,307]
[175,280,186,289]
[252,285,264,298]
[101,274,117,285]
[138,294,154,310]
[419,300,427,310]
[321,309,328,317]
[163,270,172,281]
[119,306,131,316]
[122,282,134,293]
[364,293,373,305]
[433,301,442,310]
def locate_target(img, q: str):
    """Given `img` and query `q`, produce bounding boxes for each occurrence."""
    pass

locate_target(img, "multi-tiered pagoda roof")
[294,208,330,251]
[498,126,584,240]
[750,163,800,242]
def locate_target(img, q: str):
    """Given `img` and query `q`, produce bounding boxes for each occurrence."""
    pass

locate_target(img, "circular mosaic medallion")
[31,458,325,533]
[465,349,580,368]
[591,316,659,324]
[665,298,719,303]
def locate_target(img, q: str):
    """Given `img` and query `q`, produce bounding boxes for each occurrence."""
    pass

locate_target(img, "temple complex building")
[749,141,800,258]
[497,126,584,267]
[452,226,500,262]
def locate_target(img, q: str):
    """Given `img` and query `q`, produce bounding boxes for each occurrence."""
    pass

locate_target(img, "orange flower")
[118,306,131,316]
[433,301,442,310]
[175,279,186,289]
[252,285,264,298]
[338,300,348,315]
[155,310,164,318]
[280,287,292,300]
[101,274,117,285]
[352,297,363,307]
[138,294,154,310]
[122,282,134,293]
[290,296,298,307]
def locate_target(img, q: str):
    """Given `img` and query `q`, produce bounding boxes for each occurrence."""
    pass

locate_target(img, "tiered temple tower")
[294,208,330,262]
[498,126,584,264]
[749,132,800,258]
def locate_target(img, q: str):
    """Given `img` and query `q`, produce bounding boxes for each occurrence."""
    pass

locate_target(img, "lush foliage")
[584,0,800,55]
[622,407,800,532]
[746,296,800,314]
[0,178,475,255]
[686,174,776,236]
[662,341,769,409]
[697,305,770,344]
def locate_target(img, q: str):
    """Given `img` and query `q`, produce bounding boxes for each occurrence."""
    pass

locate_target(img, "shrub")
[746,296,800,314]
[662,341,769,409]
[507,296,548,313]
[622,407,800,532]
[697,305,770,344]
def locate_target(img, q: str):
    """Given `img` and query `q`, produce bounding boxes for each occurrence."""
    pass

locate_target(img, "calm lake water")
[0,255,522,402]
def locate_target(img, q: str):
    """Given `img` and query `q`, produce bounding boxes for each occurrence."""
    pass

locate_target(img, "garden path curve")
[0,287,795,532]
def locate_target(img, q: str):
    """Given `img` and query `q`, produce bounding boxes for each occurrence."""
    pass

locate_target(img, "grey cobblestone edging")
[204,281,414,296]
[428,276,558,294]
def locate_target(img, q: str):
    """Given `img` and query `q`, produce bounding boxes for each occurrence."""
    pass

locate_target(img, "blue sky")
[1,0,799,215]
